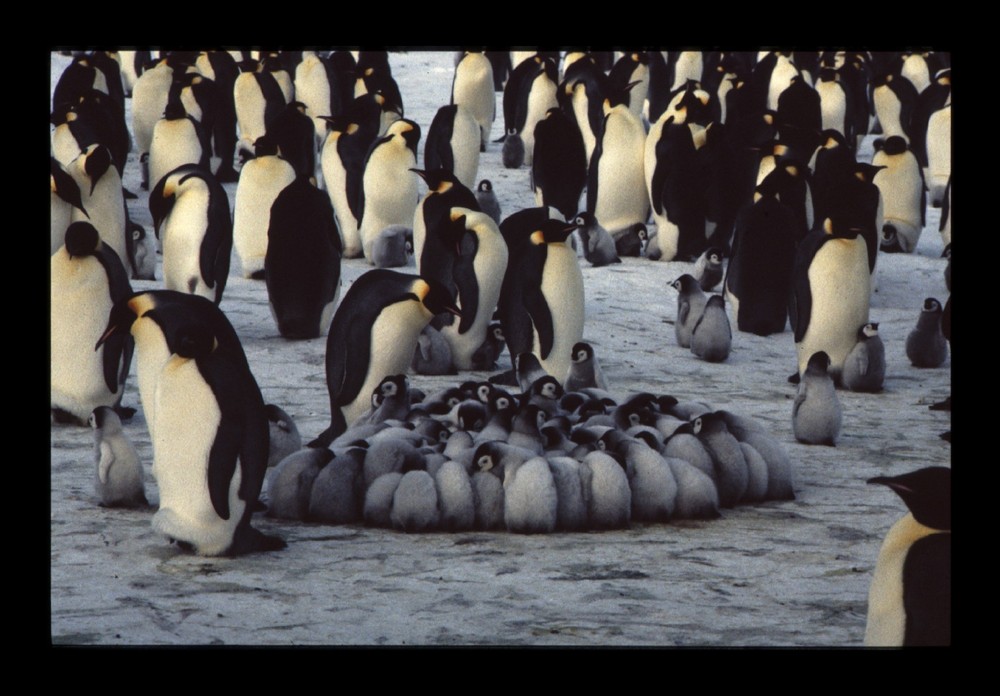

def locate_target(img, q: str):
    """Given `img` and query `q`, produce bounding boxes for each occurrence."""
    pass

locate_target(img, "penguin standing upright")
[265,101,318,181]
[452,51,495,151]
[439,207,509,371]
[589,84,648,239]
[89,406,147,508]
[65,143,128,265]
[424,104,481,190]
[233,62,288,161]
[924,103,951,207]
[531,107,587,220]
[842,322,886,393]
[672,274,708,349]
[574,212,621,267]
[559,55,609,169]
[906,298,948,368]
[872,136,925,253]
[792,351,842,446]
[608,52,650,124]
[51,222,134,425]
[150,164,232,305]
[789,217,871,382]
[50,157,86,254]
[475,179,501,224]
[193,51,241,182]
[690,294,732,363]
[130,56,177,188]
[311,270,460,446]
[865,467,951,646]
[264,177,342,339]
[358,118,421,262]
[148,87,211,193]
[232,135,297,278]
[501,54,559,167]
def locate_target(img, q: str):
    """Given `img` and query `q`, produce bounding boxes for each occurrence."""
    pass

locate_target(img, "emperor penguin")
[265,403,302,468]
[294,51,345,150]
[193,50,241,183]
[266,447,333,521]
[503,455,559,534]
[233,63,288,162]
[411,168,479,282]
[264,177,343,339]
[792,351,842,446]
[789,217,871,382]
[149,164,233,305]
[531,107,588,220]
[232,135,297,278]
[51,222,134,426]
[498,218,585,384]
[672,274,708,349]
[89,406,147,508]
[689,411,749,507]
[130,56,176,188]
[589,84,649,238]
[871,70,918,144]
[503,54,559,167]
[358,118,421,262]
[370,224,413,269]
[310,270,461,447]
[872,136,926,253]
[64,144,128,266]
[564,342,608,392]
[865,466,951,646]
[690,294,732,363]
[147,88,211,194]
[906,298,948,368]
[50,156,87,255]
[924,103,951,207]
[608,52,650,124]
[558,54,609,169]
[147,318,285,556]
[574,212,621,266]
[440,207,509,371]
[475,179,502,224]
[452,51,496,151]
[424,103,481,190]
[842,322,886,393]
[127,220,157,281]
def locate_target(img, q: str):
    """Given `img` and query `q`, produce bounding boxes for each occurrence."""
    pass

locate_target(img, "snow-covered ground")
[50,51,951,646]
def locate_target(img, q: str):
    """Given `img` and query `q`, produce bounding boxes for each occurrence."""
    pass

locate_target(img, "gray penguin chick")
[693,247,724,291]
[371,225,413,269]
[564,341,609,392]
[672,274,708,348]
[502,129,525,168]
[793,351,842,446]
[574,212,621,267]
[690,294,732,362]
[265,404,302,468]
[475,179,502,224]
[90,406,147,508]
[905,298,948,368]
[842,322,886,392]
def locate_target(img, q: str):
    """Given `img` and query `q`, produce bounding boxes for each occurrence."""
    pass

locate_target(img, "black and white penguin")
[310,270,460,446]
[234,61,288,161]
[411,168,479,283]
[574,212,621,267]
[149,164,233,305]
[501,54,559,167]
[792,351,842,446]
[865,466,951,646]
[130,56,177,188]
[264,177,343,339]
[872,136,925,253]
[672,274,708,349]
[789,217,871,382]
[50,156,87,255]
[265,101,318,181]
[474,179,501,224]
[127,220,157,281]
[497,218,585,384]
[871,70,918,144]
[924,103,951,207]
[148,86,211,194]
[293,51,347,150]
[193,51,241,182]
[452,51,496,151]
[424,103,481,190]
[609,51,650,123]
[51,222,134,426]
[564,341,608,392]
[558,54,609,169]
[232,135,297,278]
[65,143,128,265]
[842,322,886,393]
[89,406,147,508]
[358,118,421,262]
[531,107,587,220]
[589,84,648,239]
[690,294,732,363]
[906,298,948,368]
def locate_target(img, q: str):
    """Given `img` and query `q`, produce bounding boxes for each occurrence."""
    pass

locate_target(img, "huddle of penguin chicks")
[265,360,796,535]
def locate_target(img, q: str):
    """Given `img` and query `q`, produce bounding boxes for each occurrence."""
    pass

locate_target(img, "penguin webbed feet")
[51,407,86,426]
[787,372,801,384]
[227,525,287,556]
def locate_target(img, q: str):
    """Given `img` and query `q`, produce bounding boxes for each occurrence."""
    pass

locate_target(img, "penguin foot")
[250,270,266,280]
[929,396,952,411]
[227,525,287,556]
[939,431,951,442]
[122,187,138,200]
[787,372,801,384]
[51,408,85,426]
[114,405,137,421]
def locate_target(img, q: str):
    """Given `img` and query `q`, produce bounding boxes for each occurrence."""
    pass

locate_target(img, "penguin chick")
[475,179,502,224]
[579,451,632,530]
[265,404,302,468]
[89,406,147,508]
[391,468,441,533]
[793,351,842,446]
[842,322,886,393]
[693,247,724,291]
[434,460,475,531]
[266,447,334,520]
[411,324,456,375]
[502,129,525,168]
[307,447,367,524]
[503,455,558,534]
[470,321,506,371]
[547,456,589,531]
[370,225,413,269]
[672,274,708,348]
[905,298,948,368]
[364,472,404,527]
[865,466,951,646]
[564,341,609,392]
[574,212,621,267]
[690,294,732,362]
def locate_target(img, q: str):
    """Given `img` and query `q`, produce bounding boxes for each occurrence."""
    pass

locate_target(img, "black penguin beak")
[95,301,136,351]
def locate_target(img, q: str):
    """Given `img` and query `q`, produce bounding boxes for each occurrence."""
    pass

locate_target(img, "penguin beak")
[95,302,135,350]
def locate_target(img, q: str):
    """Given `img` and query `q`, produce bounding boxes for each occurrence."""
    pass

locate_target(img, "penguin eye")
[383,383,397,396]
[629,413,641,426]
[497,397,509,410]
[132,228,142,241]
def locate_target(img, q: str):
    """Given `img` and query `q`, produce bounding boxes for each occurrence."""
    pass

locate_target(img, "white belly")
[320,132,362,258]
[161,188,214,300]
[359,144,417,261]
[233,156,296,277]
[536,243,584,380]
[521,76,558,167]
[595,109,647,233]
[149,119,203,191]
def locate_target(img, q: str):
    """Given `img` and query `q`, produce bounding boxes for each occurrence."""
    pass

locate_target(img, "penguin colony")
[51,50,950,642]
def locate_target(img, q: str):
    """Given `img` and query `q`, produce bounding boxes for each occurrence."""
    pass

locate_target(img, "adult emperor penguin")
[498,218,585,385]
[51,222,134,426]
[264,176,343,339]
[608,52,650,124]
[865,466,951,646]
[89,406,147,508]
[232,135,297,278]
[358,118,421,262]
[588,83,648,238]
[872,136,925,253]
[424,103,481,190]
[531,107,588,220]
[310,270,461,447]
[65,143,128,265]
[789,217,871,382]
[233,62,288,162]
[147,89,211,194]
[130,55,177,189]
[451,51,495,151]
[50,156,86,254]
[148,318,284,556]
[149,164,233,305]
[501,54,559,167]
[411,168,479,281]
[439,207,509,371]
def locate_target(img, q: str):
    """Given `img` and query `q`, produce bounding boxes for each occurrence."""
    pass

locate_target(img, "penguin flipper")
[677,298,691,329]
[204,369,243,522]
[98,441,115,485]
[792,387,806,418]
[453,233,480,335]
[201,187,234,302]
[902,532,951,645]
[524,284,555,360]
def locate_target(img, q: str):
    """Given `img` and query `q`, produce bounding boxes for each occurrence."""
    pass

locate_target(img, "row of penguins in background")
[51,50,949,646]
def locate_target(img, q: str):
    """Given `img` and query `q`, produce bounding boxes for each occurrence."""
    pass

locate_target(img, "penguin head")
[880,136,909,157]
[531,219,579,245]
[572,212,596,230]
[254,134,279,157]
[670,274,699,294]
[860,323,879,339]
[64,221,101,259]
[867,467,951,531]
[471,441,503,476]
[456,401,488,432]
[388,118,420,155]
[490,389,516,415]
[477,179,493,193]
[88,405,120,432]
[922,298,943,314]
[706,248,724,266]
[149,165,208,233]
[474,382,494,405]
[174,321,217,360]
[530,376,564,401]
[414,277,461,319]
[81,144,113,195]
[411,168,458,195]
[571,342,594,364]
[804,351,832,376]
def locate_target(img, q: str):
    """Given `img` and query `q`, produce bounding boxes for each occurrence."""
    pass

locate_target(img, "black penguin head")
[491,389,516,414]
[571,342,594,364]
[391,119,421,155]
[822,217,863,240]
[89,405,115,430]
[82,144,113,195]
[706,248,723,265]
[705,294,725,310]
[573,212,596,229]
[860,323,879,339]
[456,401,487,432]
[805,351,832,375]
[531,219,579,245]
[472,441,503,475]
[867,467,951,531]
[531,376,564,401]
[96,292,142,350]
[853,162,886,184]
[411,168,458,194]
[174,321,217,360]
[477,179,493,193]
[415,277,461,319]
[671,274,699,294]
[880,136,909,156]
[64,221,100,258]
[254,134,279,157]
